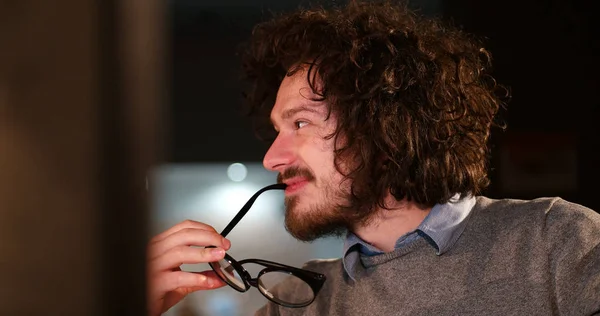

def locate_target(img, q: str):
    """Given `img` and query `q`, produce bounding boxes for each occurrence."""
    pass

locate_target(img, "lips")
[283,178,309,194]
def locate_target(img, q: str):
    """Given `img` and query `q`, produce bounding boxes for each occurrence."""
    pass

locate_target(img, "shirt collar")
[342,194,476,280]
[419,194,476,254]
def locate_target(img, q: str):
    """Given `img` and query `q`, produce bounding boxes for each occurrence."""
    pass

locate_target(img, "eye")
[294,121,309,129]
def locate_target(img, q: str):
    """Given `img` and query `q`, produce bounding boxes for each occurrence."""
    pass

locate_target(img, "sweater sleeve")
[545,198,600,315]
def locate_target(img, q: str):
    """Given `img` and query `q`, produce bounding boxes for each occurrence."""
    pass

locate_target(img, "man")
[147,1,600,315]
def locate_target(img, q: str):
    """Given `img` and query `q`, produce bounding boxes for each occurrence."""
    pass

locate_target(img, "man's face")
[263,70,350,241]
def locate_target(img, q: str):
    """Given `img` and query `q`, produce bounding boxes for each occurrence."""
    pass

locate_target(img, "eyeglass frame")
[207,183,327,308]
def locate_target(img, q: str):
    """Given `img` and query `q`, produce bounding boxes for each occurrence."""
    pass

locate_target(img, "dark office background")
[1,1,597,315]
[167,0,599,212]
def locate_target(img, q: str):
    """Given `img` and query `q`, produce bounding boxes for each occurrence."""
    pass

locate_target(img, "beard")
[283,194,348,241]
[277,166,375,242]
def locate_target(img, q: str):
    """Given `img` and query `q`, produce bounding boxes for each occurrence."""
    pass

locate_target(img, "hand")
[147,220,231,316]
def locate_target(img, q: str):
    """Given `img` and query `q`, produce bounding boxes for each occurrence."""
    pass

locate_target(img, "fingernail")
[222,237,231,249]
[211,248,225,256]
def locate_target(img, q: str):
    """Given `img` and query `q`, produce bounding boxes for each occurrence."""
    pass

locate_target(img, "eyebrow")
[270,104,324,126]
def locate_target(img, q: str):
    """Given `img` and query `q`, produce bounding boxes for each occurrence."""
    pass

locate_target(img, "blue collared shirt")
[342,194,476,281]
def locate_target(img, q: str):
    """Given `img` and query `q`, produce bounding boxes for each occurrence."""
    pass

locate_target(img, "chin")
[284,219,347,242]
[284,207,348,242]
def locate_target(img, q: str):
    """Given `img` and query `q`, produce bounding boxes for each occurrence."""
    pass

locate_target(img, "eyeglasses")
[208,183,326,308]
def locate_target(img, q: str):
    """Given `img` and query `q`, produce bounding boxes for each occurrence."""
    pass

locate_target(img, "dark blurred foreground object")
[0,0,166,315]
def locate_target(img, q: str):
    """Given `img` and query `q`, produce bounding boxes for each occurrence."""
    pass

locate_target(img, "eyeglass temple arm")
[219,183,286,237]
[238,258,320,275]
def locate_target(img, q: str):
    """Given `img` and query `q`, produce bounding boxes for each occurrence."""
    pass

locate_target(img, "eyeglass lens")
[211,259,246,291]
[257,271,315,306]
[208,183,318,306]
[211,258,315,306]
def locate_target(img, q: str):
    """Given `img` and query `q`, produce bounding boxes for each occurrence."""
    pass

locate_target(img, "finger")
[149,228,230,259]
[149,245,227,272]
[151,270,227,297]
[156,271,228,313]
[151,220,219,244]
[189,270,227,288]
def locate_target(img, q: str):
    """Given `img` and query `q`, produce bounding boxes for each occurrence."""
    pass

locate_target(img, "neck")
[352,196,431,253]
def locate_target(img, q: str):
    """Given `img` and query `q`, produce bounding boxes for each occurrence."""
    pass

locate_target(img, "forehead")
[270,71,326,120]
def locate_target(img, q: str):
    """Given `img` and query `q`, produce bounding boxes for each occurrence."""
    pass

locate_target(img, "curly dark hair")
[241,0,508,210]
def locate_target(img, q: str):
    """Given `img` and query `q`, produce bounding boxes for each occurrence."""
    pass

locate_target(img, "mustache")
[277,166,316,184]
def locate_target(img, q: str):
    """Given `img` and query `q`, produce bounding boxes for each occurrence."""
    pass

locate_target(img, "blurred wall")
[0,2,99,314]
[0,0,165,314]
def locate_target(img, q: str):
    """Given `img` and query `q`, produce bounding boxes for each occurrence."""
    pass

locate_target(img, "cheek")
[310,134,333,152]
[314,140,337,170]
[298,134,335,161]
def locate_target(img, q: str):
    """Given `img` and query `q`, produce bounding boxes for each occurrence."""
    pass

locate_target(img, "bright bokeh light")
[203,183,259,215]
[227,163,248,182]
[191,182,284,234]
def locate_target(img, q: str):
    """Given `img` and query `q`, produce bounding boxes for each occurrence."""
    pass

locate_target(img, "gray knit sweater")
[255,197,600,315]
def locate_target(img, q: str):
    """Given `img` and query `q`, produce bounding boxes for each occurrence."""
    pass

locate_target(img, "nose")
[263,133,295,172]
